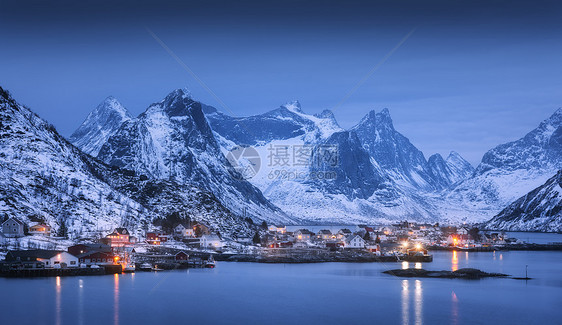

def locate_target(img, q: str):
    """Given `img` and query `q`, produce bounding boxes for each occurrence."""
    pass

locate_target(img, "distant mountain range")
[2,85,560,233]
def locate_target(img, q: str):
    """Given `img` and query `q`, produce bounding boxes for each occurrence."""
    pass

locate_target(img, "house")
[76,251,116,266]
[344,235,366,249]
[5,250,78,268]
[28,223,51,236]
[337,229,352,239]
[175,251,189,261]
[364,227,376,238]
[193,223,211,236]
[146,232,170,245]
[366,244,381,254]
[294,229,313,241]
[326,241,344,249]
[268,225,287,234]
[2,217,24,238]
[68,243,112,256]
[102,228,131,247]
[458,226,470,235]
[316,229,333,240]
[447,234,474,246]
[175,224,195,238]
[200,234,223,249]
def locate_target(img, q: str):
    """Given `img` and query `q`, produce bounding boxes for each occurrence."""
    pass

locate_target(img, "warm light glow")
[402,241,408,248]
[415,243,422,250]
[452,250,458,271]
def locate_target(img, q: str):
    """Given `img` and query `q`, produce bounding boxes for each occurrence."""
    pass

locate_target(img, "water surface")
[0,251,560,324]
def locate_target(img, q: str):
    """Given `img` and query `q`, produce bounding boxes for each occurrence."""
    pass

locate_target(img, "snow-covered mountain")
[352,109,441,191]
[67,87,560,229]
[0,87,256,239]
[484,170,562,232]
[95,89,291,224]
[205,103,473,223]
[442,108,562,223]
[69,96,132,156]
[428,151,475,188]
[204,100,342,146]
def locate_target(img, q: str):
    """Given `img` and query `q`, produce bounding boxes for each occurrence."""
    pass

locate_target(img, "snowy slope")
[69,96,132,156]
[441,108,562,223]
[484,170,562,232]
[206,104,455,223]
[428,151,475,187]
[96,89,291,224]
[0,87,257,239]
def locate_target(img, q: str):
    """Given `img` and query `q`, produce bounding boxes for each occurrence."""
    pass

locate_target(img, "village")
[0,216,552,277]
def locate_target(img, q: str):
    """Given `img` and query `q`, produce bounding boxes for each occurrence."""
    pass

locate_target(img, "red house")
[76,251,116,265]
[146,232,170,245]
[102,228,131,247]
[68,243,112,256]
[175,251,189,261]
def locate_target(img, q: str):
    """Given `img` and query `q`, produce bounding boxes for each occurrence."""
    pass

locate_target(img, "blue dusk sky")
[1,0,561,165]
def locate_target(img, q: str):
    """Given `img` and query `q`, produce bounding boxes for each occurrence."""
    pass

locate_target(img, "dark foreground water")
[1,250,561,325]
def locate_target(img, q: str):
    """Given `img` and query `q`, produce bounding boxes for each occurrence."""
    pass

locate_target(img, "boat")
[152,265,164,271]
[123,265,135,273]
[204,255,216,268]
[138,263,152,271]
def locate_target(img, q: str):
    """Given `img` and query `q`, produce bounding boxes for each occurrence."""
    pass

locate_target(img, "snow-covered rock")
[484,170,562,232]
[96,89,291,224]
[442,108,562,223]
[0,87,257,239]
[69,96,132,156]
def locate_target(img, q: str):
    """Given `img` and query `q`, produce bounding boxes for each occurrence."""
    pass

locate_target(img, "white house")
[294,229,313,241]
[39,251,79,268]
[6,250,79,268]
[200,234,223,249]
[29,223,51,236]
[458,226,470,235]
[2,217,24,238]
[344,235,366,249]
[268,225,286,234]
[175,224,195,238]
[316,230,333,240]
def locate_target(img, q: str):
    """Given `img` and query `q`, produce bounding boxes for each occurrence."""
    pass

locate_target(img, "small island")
[384,268,509,279]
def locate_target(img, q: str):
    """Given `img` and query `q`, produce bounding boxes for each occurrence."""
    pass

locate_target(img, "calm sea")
[1,236,561,324]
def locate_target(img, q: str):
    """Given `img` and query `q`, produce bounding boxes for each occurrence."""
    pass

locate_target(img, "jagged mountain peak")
[281,100,302,113]
[357,108,395,131]
[314,109,335,119]
[96,90,289,224]
[428,153,445,163]
[69,95,132,156]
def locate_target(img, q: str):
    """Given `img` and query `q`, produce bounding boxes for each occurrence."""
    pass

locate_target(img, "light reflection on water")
[402,261,409,269]
[114,274,119,325]
[451,250,458,271]
[451,291,459,325]
[401,279,423,325]
[401,280,409,325]
[78,279,84,325]
[56,276,61,325]
[3,250,559,325]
